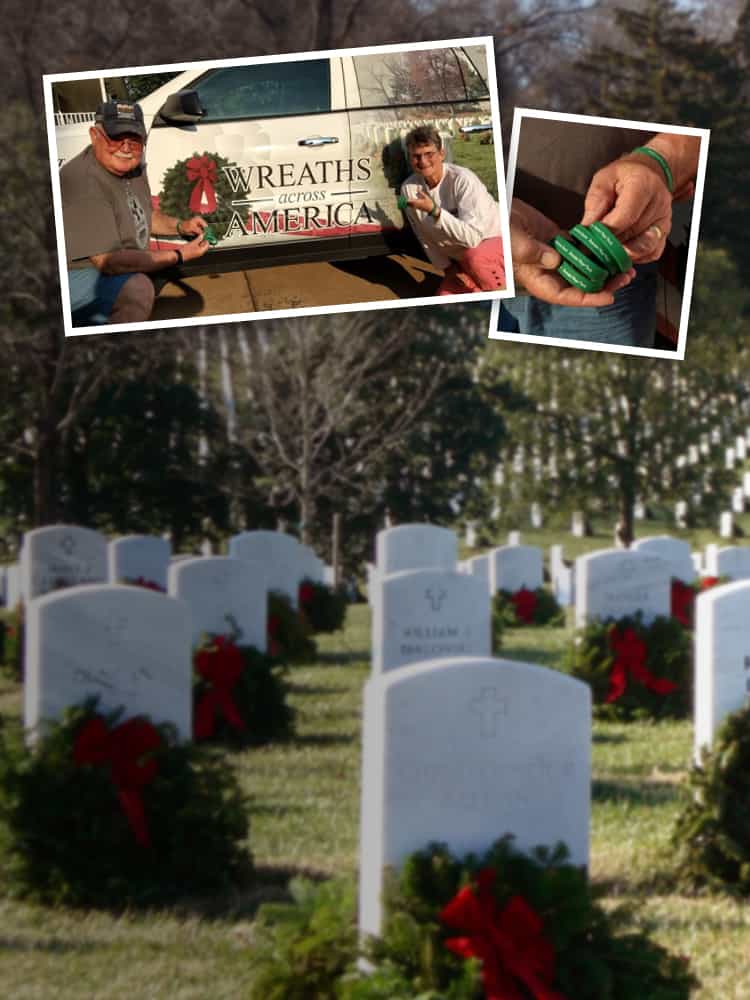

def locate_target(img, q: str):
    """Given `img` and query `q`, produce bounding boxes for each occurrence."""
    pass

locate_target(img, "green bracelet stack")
[551,221,631,293]
[631,146,674,192]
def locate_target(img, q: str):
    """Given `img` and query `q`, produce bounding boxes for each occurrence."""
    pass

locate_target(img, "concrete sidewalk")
[151,254,445,322]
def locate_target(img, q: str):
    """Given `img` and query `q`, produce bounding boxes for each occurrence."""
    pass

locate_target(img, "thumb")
[511,228,560,269]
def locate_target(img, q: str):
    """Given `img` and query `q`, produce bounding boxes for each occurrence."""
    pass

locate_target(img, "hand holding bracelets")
[176,219,186,238]
[173,248,183,266]
[631,146,674,193]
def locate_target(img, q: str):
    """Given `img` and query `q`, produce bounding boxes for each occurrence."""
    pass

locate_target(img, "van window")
[194,60,331,121]
[353,50,471,108]
[456,47,490,100]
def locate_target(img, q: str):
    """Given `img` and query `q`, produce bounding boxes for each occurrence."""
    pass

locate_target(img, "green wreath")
[247,836,696,999]
[0,697,252,906]
[192,631,294,747]
[563,613,691,721]
[298,578,347,633]
[672,702,750,894]
[158,150,237,239]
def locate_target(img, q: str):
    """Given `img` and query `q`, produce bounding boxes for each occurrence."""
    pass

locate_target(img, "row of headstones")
[2,525,329,609]
[360,529,750,936]
[360,523,590,935]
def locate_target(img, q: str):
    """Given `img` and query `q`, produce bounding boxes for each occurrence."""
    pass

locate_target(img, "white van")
[52,44,494,275]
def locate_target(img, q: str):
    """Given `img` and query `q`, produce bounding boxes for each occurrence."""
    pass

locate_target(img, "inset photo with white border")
[490,108,710,360]
[44,37,514,338]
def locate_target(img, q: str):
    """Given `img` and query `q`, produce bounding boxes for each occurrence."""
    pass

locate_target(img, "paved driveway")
[151,253,445,321]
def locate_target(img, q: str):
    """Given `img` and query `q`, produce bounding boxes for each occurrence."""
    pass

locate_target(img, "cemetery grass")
[0,609,748,996]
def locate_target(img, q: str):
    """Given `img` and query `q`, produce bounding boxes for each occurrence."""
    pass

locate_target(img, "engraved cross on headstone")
[425,588,447,612]
[60,534,77,556]
[469,686,508,738]
[103,614,129,647]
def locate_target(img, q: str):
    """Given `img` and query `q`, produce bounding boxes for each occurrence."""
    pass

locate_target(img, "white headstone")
[5,563,21,608]
[731,487,745,514]
[705,546,750,581]
[21,525,107,600]
[372,569,490,674]
[571,512,585,537]
[25,584,192,740]
[575,548,670,628]
[108,535,171,590]
[489,545,543,594]
[694,580,750,758]
[465,522,478,548]
[720,511,734,539]
[725,447,736,470]
[634,501,646,520]
[632,536,696,583]
[229,530,306,606]
[674,501,688,528]
[692,552,703,574]
[168,556,268,651]
[736,437,747,461]
[743,471,750,499]
[507,530,522,546]
[530,503,543,529]
[375,524,457,577]
[549,545,574,606]
[358,657,591,937]
[467,553,490,591]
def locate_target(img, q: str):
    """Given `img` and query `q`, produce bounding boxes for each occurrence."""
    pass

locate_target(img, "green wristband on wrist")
[631,146,674,193]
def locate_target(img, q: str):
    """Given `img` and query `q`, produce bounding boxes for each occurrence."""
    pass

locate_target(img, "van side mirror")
[157,90,205,124]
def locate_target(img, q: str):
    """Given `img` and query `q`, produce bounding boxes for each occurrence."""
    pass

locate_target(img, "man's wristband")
[631,146,674,193]
[429,199,440,218]
[173,248,183,266]
[176,220,186,237]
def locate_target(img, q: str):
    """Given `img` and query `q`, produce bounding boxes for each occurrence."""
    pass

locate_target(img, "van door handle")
[298,136,339,147]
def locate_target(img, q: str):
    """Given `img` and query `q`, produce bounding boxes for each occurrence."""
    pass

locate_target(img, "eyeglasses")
[409,148,440,163]
[95,127,144,148]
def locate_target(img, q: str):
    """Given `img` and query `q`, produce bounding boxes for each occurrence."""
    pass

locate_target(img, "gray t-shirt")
[61,147,152,269]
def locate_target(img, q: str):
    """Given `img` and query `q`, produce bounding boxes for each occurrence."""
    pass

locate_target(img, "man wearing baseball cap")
[60,100,210,327]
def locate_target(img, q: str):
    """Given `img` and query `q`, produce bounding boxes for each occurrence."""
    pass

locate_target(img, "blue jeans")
[68,267,134,326]
[500,263,658,348]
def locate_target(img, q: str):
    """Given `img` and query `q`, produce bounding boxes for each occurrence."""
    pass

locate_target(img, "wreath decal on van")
[158,151,236,238]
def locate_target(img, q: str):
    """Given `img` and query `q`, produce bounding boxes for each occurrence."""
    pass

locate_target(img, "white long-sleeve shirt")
[400,162,502,270]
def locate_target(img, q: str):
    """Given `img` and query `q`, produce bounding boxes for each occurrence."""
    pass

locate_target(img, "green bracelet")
[631,146,674,193]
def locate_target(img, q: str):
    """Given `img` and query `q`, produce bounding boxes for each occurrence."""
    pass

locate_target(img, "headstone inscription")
[575,548,670,628]
[25,584,193,741]
[694,581,750,758]
[358,657,591,937]
[375,524,457,576]
[371,569,490,674]
[489,545,543,595]
[168,556,268,651]
[21,525,107,600]
[632,535,696,583]
[108,535,171,590]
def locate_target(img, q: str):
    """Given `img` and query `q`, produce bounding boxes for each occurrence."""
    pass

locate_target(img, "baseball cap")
[95,101,146,140]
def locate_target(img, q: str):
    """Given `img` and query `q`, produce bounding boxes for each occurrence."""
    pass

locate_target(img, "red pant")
[437,237,506,295]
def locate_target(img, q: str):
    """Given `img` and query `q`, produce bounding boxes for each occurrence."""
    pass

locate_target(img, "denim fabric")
[68,267,133,326]
[500,263,658,348]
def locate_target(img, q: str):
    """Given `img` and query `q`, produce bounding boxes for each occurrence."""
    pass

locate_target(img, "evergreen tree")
[573,0,750,279]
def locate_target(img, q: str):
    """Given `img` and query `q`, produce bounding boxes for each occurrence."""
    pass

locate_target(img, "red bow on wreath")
[186,155,217,214]
[606,626,678,703]
[440,867,567,1000]
[700,576,720,590]
[511,588,537,625]
[74,715,161,848]
[193,635,245,740]
[299,582,315,607]
[670,580,694,628]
